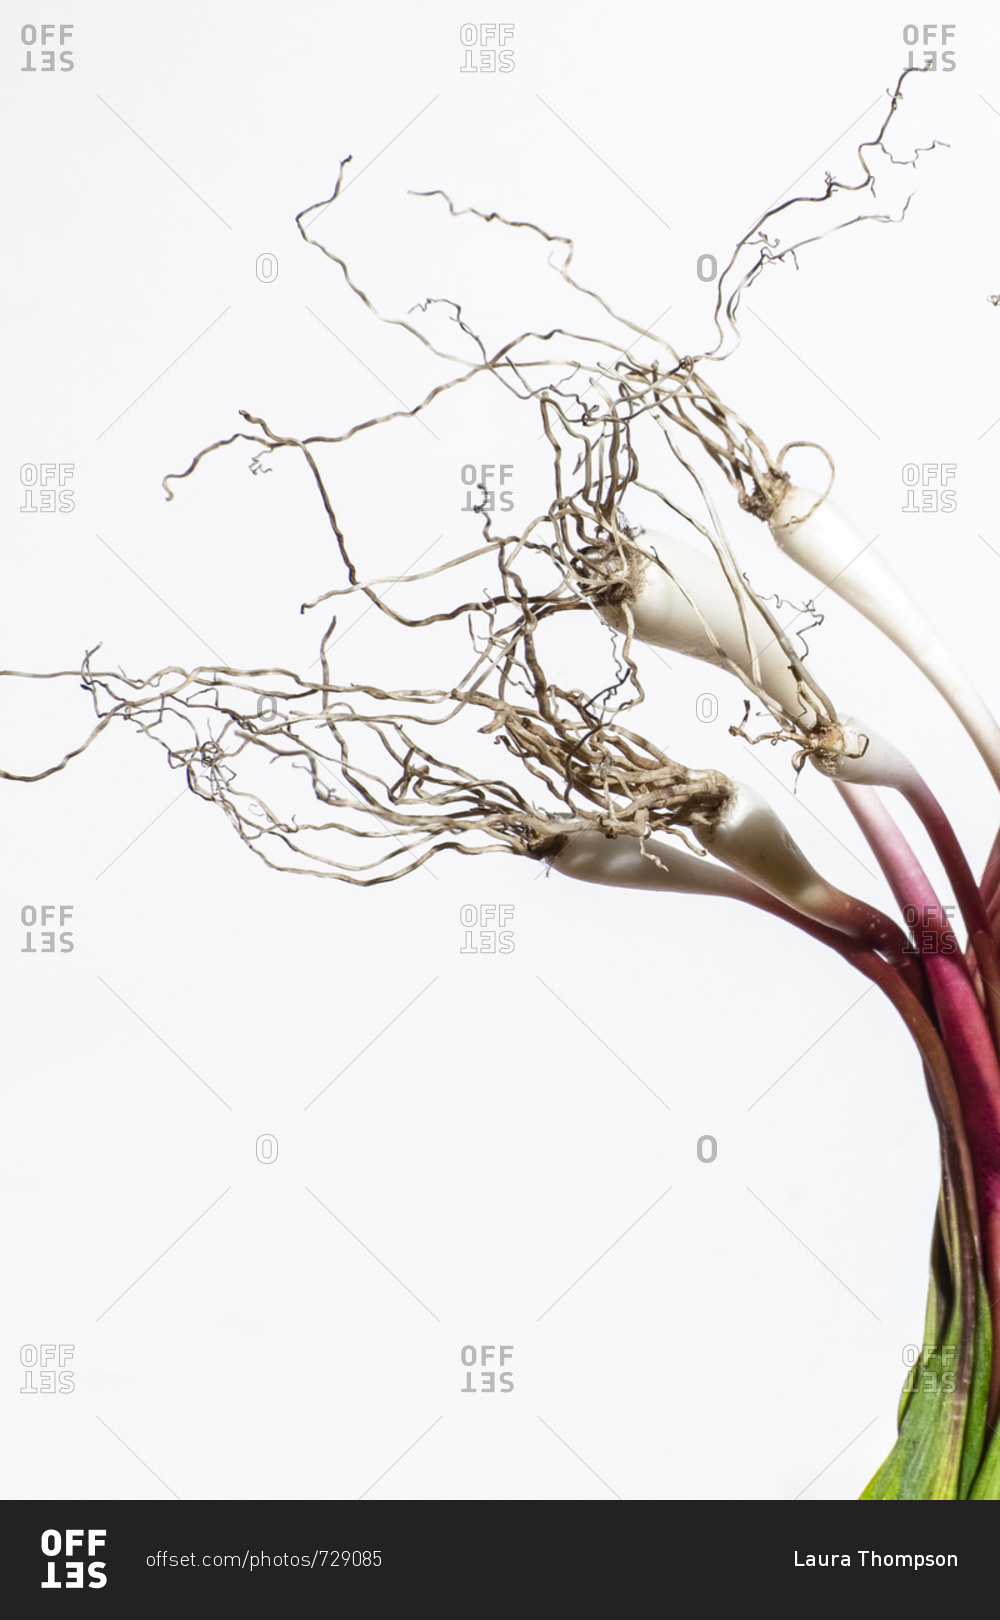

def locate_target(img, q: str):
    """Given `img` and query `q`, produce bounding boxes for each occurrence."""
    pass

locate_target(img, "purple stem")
[838,782,1000,1419]
[902,775,1000,1048]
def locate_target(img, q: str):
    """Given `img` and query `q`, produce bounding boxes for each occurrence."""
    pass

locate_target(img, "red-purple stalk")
[838,782,1000,1419]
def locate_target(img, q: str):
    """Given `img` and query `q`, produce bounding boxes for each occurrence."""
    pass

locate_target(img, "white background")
[3,2,1000,1501]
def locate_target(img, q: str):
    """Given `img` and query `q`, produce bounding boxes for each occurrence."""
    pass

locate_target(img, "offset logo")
[20,463,75,512]
[902,23,956,70]
[20,24,75,72]
[459,904,514,954]
[461,1344,514,1393]
[459,24,515,72]
[460,463,515,513]
[21,1343,75,1393]
[901,462,957,513]
[40,1529,106,1590]
[20,905,75,954]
